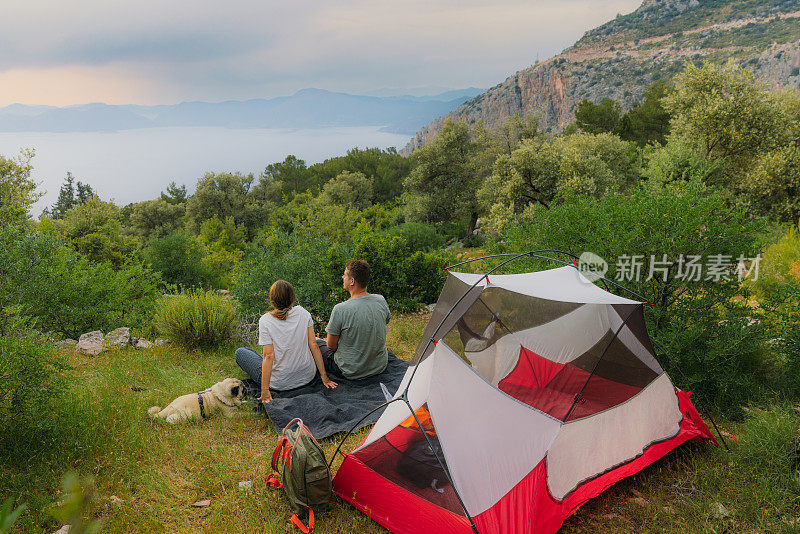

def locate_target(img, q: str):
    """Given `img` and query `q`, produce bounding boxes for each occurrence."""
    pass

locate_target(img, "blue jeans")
[234,340,343,389]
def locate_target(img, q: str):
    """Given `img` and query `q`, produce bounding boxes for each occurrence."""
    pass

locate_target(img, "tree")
[146,231,216,289]
[51,172,76,218]
[404,120,484,237]
[742,145,800,222]
[307,147,411,203]
[185,171,255,235]
[491,114,539,156]
[478,132,639,230]
[160,181,188,204]
[128,198,185,240]
[617,80,672,146]
[318,171,373,209]
[50,172,95,218]
[0,149,38,224]
[54,197,138,268]
[663,61,785,179]
[75,181,94,205]
[575,98,622,134]
[262,155,313,197]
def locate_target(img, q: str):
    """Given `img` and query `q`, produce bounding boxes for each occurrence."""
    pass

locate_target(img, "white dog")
[148,378,246,424]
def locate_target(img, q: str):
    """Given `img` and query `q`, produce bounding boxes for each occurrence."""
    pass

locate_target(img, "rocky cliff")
[404,0,800,154]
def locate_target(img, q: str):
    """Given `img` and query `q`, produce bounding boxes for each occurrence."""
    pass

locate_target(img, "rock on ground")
[105,327,131,348]
[135,338,153,349]
[77,331,104,355]
[154,338,170,346]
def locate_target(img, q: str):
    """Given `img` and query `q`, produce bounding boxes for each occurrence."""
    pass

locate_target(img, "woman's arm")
[258,344,275,403]
[309,326,337,389]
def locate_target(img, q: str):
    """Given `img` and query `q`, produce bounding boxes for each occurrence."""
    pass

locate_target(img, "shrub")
[0,318,103,474]
[233,230,343,323]
[386,222,446,252]
[155,290,237,349]
[762,284,800,398]
[0,318,68,460]
[146,231,219,289]
[234,227,452,322]
[0,224,160,338]
[352,230,451,312]
[754,222,800,293]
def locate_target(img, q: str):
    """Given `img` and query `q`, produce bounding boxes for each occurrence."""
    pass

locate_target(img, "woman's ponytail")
[269,280,295,320]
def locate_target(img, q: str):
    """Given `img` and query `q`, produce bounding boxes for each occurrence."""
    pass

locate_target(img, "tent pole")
[445,250,581,271]
[563,304,643,422]
[406,252,533,387]
[402,396,481,534]
[649,339,731,452]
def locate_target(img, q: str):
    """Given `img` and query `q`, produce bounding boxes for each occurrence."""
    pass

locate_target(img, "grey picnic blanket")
[244,345,409,439]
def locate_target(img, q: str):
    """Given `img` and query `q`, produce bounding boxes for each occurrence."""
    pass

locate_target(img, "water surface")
[0,126,411,214]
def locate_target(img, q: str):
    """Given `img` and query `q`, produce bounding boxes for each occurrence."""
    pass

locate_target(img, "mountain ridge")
[0,87,484,135]
[404,0,800,154]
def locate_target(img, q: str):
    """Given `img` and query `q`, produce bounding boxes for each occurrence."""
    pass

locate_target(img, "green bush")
[146,231,219,289]
[0,318,67,460]
[762,284,800,397]
[0,318,102,470]
[234,227,451,322]
[385,222,446,252]
[155,290,237,349]
[0,224,161,338]
[754,222,800,293]
[352,230,451,312]
[233,230,343,323]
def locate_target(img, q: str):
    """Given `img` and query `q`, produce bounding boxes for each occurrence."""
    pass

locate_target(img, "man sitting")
[323,259,390,380]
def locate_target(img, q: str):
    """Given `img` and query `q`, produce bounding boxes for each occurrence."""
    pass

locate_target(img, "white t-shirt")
[258,305,316,391]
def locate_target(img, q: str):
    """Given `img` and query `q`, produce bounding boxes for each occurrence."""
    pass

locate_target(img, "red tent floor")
[332,389,715,534]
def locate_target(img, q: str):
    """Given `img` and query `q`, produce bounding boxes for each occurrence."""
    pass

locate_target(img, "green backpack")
[267,418,331,532]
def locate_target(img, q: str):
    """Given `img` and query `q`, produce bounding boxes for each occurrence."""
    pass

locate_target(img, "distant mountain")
[362,87,484,99]
[405,0,800,154]
[0,88,482,135]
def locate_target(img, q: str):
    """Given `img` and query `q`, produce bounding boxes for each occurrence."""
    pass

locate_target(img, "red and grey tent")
[332,256,716,534]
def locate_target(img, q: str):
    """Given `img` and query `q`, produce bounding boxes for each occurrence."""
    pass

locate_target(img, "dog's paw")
[147,406,161,417]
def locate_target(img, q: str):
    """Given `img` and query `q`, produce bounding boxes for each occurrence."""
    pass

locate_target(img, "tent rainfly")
[332,265,716,534]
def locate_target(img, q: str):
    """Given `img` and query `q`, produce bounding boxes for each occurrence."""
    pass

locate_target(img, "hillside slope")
[404,0,800,154]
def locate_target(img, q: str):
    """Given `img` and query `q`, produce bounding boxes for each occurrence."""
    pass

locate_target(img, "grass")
[2,312,798,533]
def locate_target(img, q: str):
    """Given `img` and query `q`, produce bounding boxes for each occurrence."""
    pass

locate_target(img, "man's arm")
[259,344,274,403]
[326,305,342,351]
[326,333,339,352]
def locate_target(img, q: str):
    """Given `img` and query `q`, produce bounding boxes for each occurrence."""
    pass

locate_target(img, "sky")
[0,0,641,107]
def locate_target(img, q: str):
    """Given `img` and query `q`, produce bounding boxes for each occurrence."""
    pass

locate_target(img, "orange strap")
[265,472,283,489]
[272,436,288,471]
[290,508,314,533]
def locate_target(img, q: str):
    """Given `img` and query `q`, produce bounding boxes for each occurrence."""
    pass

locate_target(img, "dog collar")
[197,392,208,419]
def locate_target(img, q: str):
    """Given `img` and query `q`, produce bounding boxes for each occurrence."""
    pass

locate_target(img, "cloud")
[0,0,641,105]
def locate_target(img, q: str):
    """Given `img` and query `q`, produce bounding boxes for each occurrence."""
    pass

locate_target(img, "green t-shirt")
[325,294,390,379]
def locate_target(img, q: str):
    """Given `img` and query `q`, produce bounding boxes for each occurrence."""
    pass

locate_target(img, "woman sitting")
[235,280,337,404]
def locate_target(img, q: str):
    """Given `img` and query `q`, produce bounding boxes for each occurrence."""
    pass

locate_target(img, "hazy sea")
[0,126,411,215]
